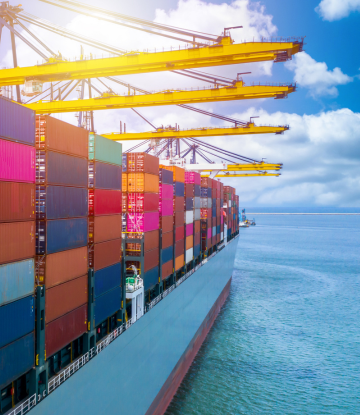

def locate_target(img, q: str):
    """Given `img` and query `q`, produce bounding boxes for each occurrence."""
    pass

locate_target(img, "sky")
[1,0,359,207]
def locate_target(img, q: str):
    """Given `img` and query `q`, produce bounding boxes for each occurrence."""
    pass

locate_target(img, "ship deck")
[31,238,238,415]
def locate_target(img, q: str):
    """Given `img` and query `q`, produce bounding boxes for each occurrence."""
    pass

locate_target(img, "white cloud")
[285,52,353,97]
[316,0,360,21]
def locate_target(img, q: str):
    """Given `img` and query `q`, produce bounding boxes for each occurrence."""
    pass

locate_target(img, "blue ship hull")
[30,237,239,415]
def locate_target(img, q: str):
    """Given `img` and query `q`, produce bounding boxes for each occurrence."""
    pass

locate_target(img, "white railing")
[162,284,175,298]
[7,394,36,415]
[147,293,162,310]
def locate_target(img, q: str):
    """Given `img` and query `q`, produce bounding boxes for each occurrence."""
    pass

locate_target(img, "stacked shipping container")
[88,134,123,327]
[0,98,36,400]
[200,177,213,250]
[35,115,89,358]
[185,171,201,263]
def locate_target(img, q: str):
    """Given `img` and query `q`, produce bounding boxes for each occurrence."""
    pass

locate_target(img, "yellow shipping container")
[122,173,127,192]
[128,173,159,193]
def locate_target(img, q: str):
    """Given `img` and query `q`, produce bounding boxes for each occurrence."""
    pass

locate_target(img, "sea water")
[167,212,360,414]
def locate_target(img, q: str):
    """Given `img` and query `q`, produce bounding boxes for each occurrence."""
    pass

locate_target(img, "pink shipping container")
[207,228,212,239]
[186,223,193,237]
[159,199,173,216]
[221,216,224,224]
[185,171,201,185]
[159,184,173,200]
[127,212,159,232]
[0,139,35,183]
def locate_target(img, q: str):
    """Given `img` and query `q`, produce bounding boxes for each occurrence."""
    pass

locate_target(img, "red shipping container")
[175,239,184,257]
[89,215,122,243]
[201,177,212,188]
[45,275,88,323]
[185,171,201,185]
[127,153,159,175]
[128,193,159,213]
[36,115,88,158]
[0,139,35,183]
[0,221,35,265]
[89,238,121,271]
[159,184,173,200]
[174,197,184,212]
[0,182,35,222]
[162,260,173,280]
[144,248,159,273]
[45,304,87,358]
[174,211,184,227]
[89,189,121,216]
[185,183,194,197]
[162,231,173,249]
[160,216,173,233]
[194,220,200,233]
[194,232,200,246]
[175,226,184,242]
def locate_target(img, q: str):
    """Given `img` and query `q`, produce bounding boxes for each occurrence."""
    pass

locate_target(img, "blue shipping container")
[143,266,159,291]
[95,286,121,326]
[94,263,121,298]
[194,197,201,209]
[37,186,88,219]
[174,182,185,197]
[212,207,216,217]
[94,161,122,190]
[159,169,173,185]
[217,225,221,234]
[45,151,88,187]
[45,218,88,254]
[161,246,173,264]
[0,296,34,349]
[122,154,127,172]
[0,97,35,146]
[185,198,193,210]
[0,259,34,307]
[194,185,201,197]
[0,333,34,390]
[194,244,200,258]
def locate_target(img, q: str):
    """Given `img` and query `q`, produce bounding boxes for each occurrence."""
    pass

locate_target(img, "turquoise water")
[167,214,360,414]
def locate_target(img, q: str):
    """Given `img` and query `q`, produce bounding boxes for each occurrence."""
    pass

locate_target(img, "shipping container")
[36,246,88,288]
[94,263,121,298]
[186,236,193,250]
[45,275,87,323]
[194,244,200,258]
[127,173,159,193]
[143,266,159,291]
[0,221,35,265]
[194,197,201,209]
[127,153,159,175]
[185,183,194,197]
[36,218,87,255]
[128,193,159,213]
[89,134,122,166]
[175,226,184,242]
[88,161,122,190]
[194,184,201,197]
[194,232,201,246]
[174,255,184,271]
[144,248,159,273]
[194,220,200,233]
[0,295,34,349]
[175,240,185,257]
[185,210,194,224]
[127,212,159,233]
[186,223,193,237]
[159,168,173,185]
[161,260,173,280]
[122,173,127,192]
[173,182,185,197]
[185,171,201,185]
[36,151,87,187]
[194,209,201,221]
[0,182,35,222]
[89,215,122,243]
[174,211,184,227]
[89,189,122,216]
[0,97,35,146]
[159,216,173,233]
[185,198,193,210]
[159,199,173,216]
[36,115,88,158]
[162,231,173,249]
[163,166,185,182]
[0,332,34,390]
[0,259,34,306]
[159,184,173,200]
[122,154,127,172]
[37,185,88,219]
[89,238,121,271]
[0,139,35,183]
[46,304,87,358]
[173,196,184,212]
[186,248,194,264]
[161,246,173,264]
[94,286,121,326]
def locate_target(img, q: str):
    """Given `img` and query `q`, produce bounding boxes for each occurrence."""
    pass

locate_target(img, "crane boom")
[102,123,288,141]
[0,39,303,87]
[202,172,280,177]
[24,82,295,114]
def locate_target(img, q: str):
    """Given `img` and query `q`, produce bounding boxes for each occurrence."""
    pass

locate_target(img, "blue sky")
[1,0,359,206]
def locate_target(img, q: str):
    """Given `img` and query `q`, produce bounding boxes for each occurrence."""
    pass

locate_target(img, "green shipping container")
[88,134,122,166]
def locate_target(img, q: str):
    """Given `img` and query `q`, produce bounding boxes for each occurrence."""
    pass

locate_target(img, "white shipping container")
[212,226,216,237]
[194,209,201,220]
[185,247,193,263]
[228,200,232,207]
[185,210,194,224]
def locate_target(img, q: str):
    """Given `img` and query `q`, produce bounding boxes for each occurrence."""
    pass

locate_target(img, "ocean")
[166,211,360,414]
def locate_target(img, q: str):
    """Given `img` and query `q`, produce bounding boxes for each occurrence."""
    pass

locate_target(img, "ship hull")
[30,238,238,415]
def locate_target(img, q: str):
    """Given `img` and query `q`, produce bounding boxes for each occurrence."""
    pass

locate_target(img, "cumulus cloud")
[285,52,353,97]
[316,0,360,21]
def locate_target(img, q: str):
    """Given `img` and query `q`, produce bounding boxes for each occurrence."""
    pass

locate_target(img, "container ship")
[0,97,239,415]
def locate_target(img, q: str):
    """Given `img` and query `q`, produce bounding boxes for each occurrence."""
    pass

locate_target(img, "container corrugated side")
[0,182,35,222]
[89,134,122,166]
[0,139,35,183]
[92,161,122,190]
[89,215,122,243]
[143,267,159,291]
[45,304,87,358]
[94,263,121,298]
[90,189,122,216]
[94,286,121,326]
[0,295,34,349]
[36,115,88,158]
[161,260,173,280]
[0,259,34,306]
[0,332,34,390]
[45,275,87,323]
[90,239,121,271]
[0,97,35,146]
[0,221,35,265]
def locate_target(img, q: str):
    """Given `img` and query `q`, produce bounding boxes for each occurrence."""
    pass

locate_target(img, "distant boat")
[240,209,256,227]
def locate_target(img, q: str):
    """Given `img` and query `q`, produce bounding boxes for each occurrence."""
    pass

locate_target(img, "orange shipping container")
[122,173,127,192]
[89,215,122,243]
[175,254,184,271]
[0,221,35,265]
[186,235,193,250]
[161,165,185,183]
[194,220,200,233]
[127,173,159,193]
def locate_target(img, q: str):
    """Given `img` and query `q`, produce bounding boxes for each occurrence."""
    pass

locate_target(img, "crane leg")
[9,19,21,103]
